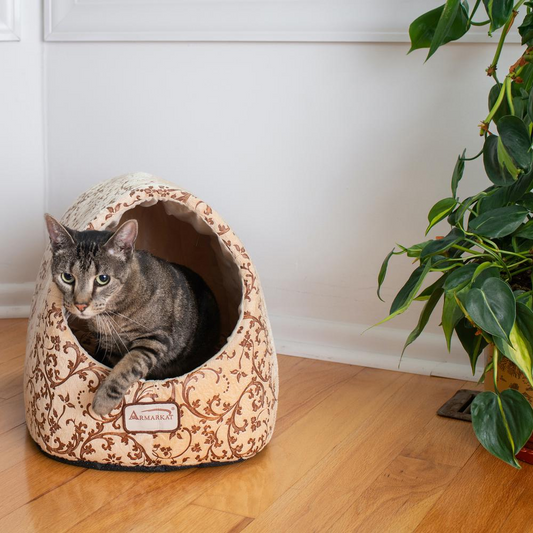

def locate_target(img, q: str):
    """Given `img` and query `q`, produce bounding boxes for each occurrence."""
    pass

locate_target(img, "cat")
[44,214,221,416]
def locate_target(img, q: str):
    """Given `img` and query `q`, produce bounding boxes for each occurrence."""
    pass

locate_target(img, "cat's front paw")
[92,384,123,416]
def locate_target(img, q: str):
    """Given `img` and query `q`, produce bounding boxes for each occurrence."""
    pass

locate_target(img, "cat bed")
[24,173,278,471]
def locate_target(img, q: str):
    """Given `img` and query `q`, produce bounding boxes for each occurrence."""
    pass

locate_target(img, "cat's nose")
[75,303,89,312]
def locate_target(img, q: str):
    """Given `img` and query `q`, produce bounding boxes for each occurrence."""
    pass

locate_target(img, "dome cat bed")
[24,173,278,471]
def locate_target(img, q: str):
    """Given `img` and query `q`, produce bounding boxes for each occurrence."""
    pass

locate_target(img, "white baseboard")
[270,314,482,382]
[0,282,34,318]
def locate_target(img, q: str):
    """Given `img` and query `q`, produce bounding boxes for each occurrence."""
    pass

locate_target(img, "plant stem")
[479,235,529,259]
[471,20,490,26]
[487,0,526,75]
[462,146,484,161]
[508,263,533,276]
[467,0,483,28]
[481,79,508,132]
[464,238,511,274]
[462,232,530,260]
[506,75,516,115]
[451,244,483,255]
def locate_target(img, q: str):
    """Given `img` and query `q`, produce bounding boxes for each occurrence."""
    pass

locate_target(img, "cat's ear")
[105,219,138,259]
[44,214,75,251]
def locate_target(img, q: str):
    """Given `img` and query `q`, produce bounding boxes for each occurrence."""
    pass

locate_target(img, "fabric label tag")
[123,402,180,433]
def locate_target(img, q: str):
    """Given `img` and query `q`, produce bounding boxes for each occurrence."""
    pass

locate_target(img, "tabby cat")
[45,214,220,416]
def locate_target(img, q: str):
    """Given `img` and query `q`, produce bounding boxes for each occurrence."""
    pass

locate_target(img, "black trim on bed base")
[35,442,244,472]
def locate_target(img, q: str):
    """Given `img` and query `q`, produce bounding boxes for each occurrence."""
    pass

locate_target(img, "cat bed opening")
[24,173,278,470]
[70,200,243,372]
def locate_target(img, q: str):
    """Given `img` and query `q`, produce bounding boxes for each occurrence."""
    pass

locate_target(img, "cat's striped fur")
[45,214,220,416]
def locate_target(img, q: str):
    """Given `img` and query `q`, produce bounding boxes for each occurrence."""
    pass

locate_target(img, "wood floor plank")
[160,504,252,533]
[401,415,480,468]
[0,424,38,474]
[328,455,460,533]
[275,354,302,383]
[0,320,28,364]
[0,318,28,330]
[0,452,85,520]
[63,467,230,533]
[0,354,24,399]
[414,447,532,533]
[497,471,533,532]
[193,367,410,518]
[244,375,464,533]
[0,467,141,532]
[0,392,25,436]
[275,357,363,436]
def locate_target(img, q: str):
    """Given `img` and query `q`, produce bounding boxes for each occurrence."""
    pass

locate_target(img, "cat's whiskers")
[107,310,148,331]
[101,315,117,359]
[101,315,116,366]
[96,314,111,365]
[103,313,129,355]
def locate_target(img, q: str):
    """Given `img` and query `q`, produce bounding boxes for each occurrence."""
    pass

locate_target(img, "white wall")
[0,1,45,314]
[1,3,521,378]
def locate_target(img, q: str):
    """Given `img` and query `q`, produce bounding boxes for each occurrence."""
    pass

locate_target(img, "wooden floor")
[1,319,533,532]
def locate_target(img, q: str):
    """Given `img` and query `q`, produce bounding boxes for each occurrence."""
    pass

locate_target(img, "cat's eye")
[61,273,75,285]
[95,274,110,286]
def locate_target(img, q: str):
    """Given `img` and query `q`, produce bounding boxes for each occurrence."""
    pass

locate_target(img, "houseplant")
[378,0,533,468]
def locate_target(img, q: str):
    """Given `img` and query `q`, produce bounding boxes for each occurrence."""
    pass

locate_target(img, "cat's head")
[44,214,138,319]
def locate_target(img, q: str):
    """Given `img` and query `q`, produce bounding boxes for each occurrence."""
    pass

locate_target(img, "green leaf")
[402,281,445,356]
[444,263,478,291]
[416,275,448,300]
[420,228,465,260]
[472,265,500,289]
[398,240,433,259]
[442,291,464,350]
[512,93,529,123]
[497,136,520,180]
[426,197,457,235]
[461,277,516,343]
[497,116,533,171]
[431,255,456,271]
[520,62,533,93]
[515,219,533,239]
[494,319,533,389]
[488,84,511,126]
[471,389,533,468]
[454,317,488,372]
[519,191,533,210]
[482,0,514,33]
[374,260,433,327]
[519,12,533,45]
[409,3,469,55]
[509,167,533,202]
[527,86,533,126]
[377,248,395,302]
[468,205,528,238]
[477,187,512,215]
[496,302,533,387]
[451,150,466,198]
[483,135,516,187]
[390,261,433,315]
[427,0,464,60]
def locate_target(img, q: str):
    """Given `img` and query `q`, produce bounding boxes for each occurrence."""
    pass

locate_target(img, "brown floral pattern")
[24,173,279,468]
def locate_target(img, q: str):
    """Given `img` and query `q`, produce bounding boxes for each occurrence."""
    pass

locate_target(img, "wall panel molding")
[0,0,20,41]
[44,0,520,43]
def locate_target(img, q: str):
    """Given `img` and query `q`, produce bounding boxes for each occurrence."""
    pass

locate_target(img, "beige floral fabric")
[24,173,278,469]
